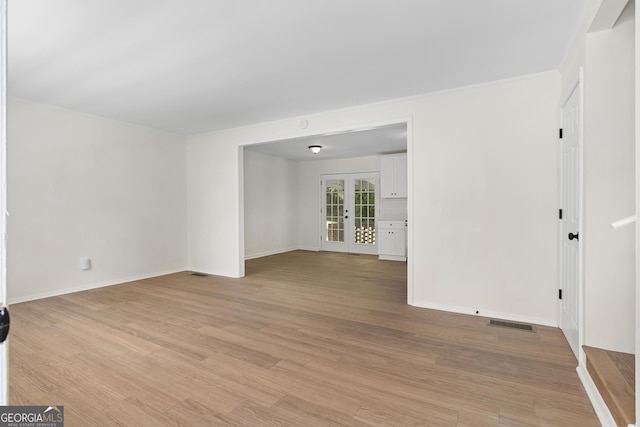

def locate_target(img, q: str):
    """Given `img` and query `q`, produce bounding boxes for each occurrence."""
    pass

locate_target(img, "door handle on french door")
[568,232,579,241]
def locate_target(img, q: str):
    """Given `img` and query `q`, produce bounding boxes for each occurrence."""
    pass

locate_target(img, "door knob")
[568,232,579,241]
[0,307,9,343]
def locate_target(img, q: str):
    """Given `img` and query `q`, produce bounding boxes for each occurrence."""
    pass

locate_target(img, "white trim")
[411,300,558,328]
[0,0,7,406]
[237,146,246,277]
[8,268,186,305]
[557,93,564,341]
[576,365,617,427]
[610,215,636,229]
[577,67,586,367]
[636,0,640,421]
[244,247,298,260]
[188,267,243,279]
[378,255,406,262]
[405,116,414,305]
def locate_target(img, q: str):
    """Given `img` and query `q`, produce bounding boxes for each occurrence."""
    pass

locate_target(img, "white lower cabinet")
[378,220,406,261]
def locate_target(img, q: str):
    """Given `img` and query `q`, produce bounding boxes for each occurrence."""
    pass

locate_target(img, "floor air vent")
[488,319,535,332]
[191,272,209,277]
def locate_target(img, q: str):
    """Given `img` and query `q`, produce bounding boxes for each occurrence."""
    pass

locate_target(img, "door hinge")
[559,128,563,139]
[559,289,563,300]
[559,209,563,220]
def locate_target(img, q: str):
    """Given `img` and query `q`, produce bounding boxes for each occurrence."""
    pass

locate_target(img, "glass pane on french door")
[354,177,376,247]
[325,177,345,244]
[321,173,379,254]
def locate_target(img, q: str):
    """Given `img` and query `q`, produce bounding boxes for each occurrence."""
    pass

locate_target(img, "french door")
[321,173,379,254]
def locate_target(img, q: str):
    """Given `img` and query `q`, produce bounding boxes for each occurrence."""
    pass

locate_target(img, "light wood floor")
[10,250,599,426]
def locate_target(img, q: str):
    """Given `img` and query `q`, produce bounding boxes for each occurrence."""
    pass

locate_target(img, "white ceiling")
[8,0,589,138]
[245,123,407,161]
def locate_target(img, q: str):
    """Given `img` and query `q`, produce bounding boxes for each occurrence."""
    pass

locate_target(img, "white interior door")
[321,173,379,254]
[560,83,582,359]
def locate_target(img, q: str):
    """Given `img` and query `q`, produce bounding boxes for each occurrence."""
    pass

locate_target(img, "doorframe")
[558,69,585,366]
[0,0,7,404]
[239,116,414,304]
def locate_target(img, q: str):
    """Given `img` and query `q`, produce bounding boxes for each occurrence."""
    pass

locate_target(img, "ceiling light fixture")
[308,145,322,154]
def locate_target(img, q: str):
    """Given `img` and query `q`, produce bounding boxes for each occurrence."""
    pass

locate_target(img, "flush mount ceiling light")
[308,145,322,154]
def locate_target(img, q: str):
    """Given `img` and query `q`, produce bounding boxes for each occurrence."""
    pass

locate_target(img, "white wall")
[244,152,406,255]
[413,74,560,325]
[243,150,298,259]
[560,0,604,97]
[8,98,188,302]
[187,71,561,326]
[584,0,635,353]
[187,132,244,277]
[297,155,381,250]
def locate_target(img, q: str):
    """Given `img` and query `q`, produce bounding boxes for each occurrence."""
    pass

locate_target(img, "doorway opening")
[241,119,412,303]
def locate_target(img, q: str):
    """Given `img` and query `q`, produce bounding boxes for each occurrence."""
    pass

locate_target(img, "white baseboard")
[576,364,617,427]
[8,268,186,305]
[296,245,320,252]
[244,247,298,260]
[410,300,558,328]
[378,254,406,262]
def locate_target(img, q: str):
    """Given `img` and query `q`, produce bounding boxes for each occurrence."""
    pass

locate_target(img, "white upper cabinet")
[380,154,407,198]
